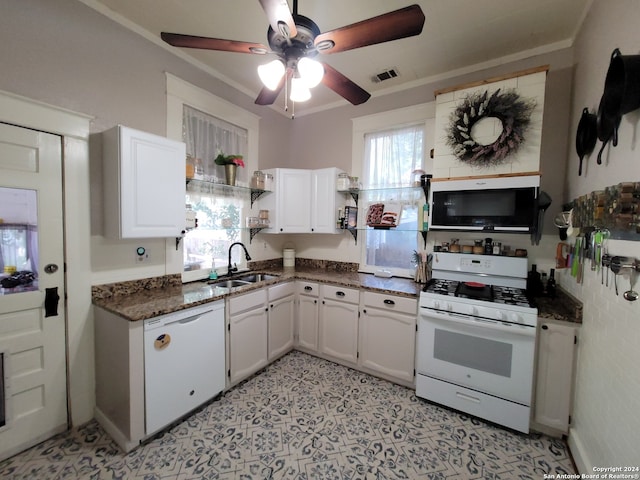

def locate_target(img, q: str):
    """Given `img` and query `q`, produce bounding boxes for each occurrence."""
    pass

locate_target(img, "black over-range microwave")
[429,175,540,232]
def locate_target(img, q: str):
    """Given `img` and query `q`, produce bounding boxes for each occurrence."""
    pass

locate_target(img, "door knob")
[44,263,59,274]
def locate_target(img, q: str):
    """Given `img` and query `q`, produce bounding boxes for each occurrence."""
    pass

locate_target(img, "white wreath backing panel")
[446,88,536,166]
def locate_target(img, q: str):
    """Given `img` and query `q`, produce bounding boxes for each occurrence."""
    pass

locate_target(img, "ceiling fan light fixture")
[258,59,285,91]
[290,77,311,102]
[298,57,324,89]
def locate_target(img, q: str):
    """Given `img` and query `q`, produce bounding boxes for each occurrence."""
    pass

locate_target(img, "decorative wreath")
[446,88,536,166]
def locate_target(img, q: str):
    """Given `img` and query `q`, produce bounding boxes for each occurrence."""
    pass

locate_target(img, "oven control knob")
[496,310,506,320]
[433,300,440,309]
[509,312,522,323]
[469,306,478,316]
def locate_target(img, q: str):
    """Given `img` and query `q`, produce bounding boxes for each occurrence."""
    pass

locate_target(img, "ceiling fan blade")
[161,32,268,54]
[255,73,287,105]
[258,0,297,38]
[321,63,371,105]
[314,4,425,54]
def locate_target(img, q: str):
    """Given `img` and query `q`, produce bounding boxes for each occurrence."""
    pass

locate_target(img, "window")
[165,74,260,282]
[352,103,435,278]
[362,126,424,274]
[182,107,248,275]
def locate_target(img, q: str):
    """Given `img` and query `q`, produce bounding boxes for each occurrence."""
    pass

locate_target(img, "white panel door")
[0,122,67,461]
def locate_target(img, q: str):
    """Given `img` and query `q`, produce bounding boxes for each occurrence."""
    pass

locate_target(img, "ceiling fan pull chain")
[284,74,289,112]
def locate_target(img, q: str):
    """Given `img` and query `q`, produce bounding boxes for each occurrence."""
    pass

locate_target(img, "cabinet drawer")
[322,284,359,304]
[268,281,295,301]
[362,291,417,315]
[229,288,267,314]
[297,281,319,297]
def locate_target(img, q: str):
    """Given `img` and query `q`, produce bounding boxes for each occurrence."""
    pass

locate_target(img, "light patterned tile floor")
[0,351,576,479]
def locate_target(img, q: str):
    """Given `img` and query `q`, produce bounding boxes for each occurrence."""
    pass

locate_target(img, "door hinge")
[568,414,572,425]
[227,369,231,378]
[356,351,359,359]
[415,324,418,332]
[228,324,230,331]
[574,335,577,345]
[413,369,416,377]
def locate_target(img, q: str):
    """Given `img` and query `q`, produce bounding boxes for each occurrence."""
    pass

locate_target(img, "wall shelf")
[186,178,271,208]
[338,178,432,247]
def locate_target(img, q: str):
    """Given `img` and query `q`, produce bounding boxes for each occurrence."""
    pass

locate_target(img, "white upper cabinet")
[103,125,186,238]
[311,168,342,233]
[261,167,342,234]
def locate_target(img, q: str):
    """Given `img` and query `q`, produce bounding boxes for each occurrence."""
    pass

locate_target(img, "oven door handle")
[420,311,536,337]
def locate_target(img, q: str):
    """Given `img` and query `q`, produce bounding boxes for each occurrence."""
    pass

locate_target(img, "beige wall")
[560,0,640,470]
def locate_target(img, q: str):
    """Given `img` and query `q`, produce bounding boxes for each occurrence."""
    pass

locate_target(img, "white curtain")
[363,124,424,189]
[183,105,249,184]
[362,124,424,273]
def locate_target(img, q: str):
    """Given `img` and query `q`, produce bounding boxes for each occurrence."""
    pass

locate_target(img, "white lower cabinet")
[268,282,296,361]
[228,289,269,385]
[296,281,320,352]
[533,318,579,435]
[359,292,417,385]
[319,285,359,365]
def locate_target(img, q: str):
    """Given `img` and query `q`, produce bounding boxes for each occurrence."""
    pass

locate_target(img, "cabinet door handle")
[314,299,317,304]
[335,291,345,297]
[541,324,549,330]
[383,299,395,305]
[304,286,313,291]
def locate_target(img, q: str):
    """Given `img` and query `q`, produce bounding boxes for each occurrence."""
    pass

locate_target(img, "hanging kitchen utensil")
[596,48,640,164]
[532,191,552,246]
[623,266,638,302]
[566,208,579,238]
[554,211,571,240]
[603,48,640,117]
[610,256,628,295]
[596,91,620,165]
[602,253,611,286]
[576,108,597,176]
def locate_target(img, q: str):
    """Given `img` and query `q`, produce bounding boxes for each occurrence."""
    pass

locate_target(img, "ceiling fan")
[161,0,425,107]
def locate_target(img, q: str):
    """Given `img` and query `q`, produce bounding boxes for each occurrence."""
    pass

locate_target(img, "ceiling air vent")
[372,68,400,83]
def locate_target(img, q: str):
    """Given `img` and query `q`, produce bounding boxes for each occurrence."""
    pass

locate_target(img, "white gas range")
[416,253,538,433]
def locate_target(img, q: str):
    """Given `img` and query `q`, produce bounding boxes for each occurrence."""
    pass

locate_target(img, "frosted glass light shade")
[298,57,324,88]
[290,77,311,102]
[258,59,285,90]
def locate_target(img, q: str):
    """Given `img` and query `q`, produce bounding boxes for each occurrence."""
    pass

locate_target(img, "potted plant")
[214,153,244,186]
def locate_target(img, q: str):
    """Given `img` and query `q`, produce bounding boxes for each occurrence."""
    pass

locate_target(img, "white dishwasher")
[144,300,225,435]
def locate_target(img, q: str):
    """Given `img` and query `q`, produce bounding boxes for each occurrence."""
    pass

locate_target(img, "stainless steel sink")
[206,272,278,288]
[235,273,279,283]
[208,279,251,288]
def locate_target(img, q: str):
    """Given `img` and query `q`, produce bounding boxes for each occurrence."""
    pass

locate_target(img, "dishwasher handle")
[169,311,212,327]
[144,302,223,330]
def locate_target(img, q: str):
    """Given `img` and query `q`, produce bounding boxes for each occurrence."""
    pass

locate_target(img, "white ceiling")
[82,0,591,116]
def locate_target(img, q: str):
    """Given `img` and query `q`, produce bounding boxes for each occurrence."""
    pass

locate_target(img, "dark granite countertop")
[532,287,583,324]
[91,267,422,322]
[92,264,582,324]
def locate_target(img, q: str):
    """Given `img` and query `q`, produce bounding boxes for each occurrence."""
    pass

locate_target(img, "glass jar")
[337,173,350,191]
[264,173,273,191]
[251,171,265,190]
[246,217,260,228]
